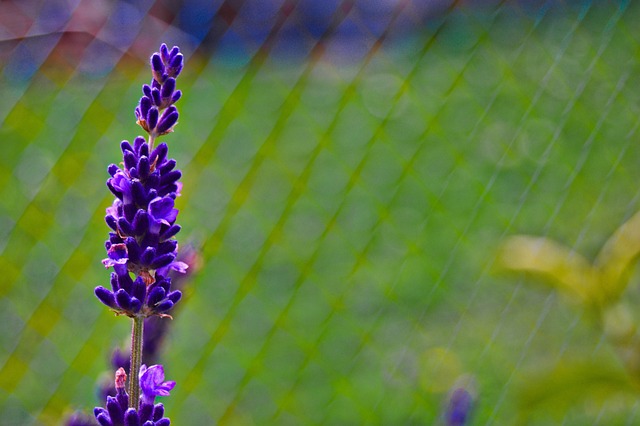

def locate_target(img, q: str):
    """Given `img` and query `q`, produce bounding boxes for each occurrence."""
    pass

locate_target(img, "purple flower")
[444,386,475,426]
[95,44,186,318]
[148,197,179,235]
[93,368,172,426]
[135,44,183,138]
[139,364,176,406]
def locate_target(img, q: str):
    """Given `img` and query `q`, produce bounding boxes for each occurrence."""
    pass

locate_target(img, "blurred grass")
[2,1,640,424]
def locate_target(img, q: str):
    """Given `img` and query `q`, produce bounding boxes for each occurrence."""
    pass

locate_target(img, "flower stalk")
[129,315,145,409]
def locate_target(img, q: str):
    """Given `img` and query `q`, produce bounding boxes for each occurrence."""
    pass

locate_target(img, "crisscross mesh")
[1,0,639,424]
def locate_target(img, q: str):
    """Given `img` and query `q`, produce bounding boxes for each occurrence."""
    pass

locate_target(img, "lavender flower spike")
[444,377,476,426]
[95,43,187,319]
[136,43,183,140]
[94,367,172,426]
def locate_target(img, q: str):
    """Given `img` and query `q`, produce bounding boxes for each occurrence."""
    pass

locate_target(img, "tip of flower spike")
[136,44,184,140]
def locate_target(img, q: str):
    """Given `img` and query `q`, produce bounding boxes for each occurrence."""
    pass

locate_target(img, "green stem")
[129,315,144,409]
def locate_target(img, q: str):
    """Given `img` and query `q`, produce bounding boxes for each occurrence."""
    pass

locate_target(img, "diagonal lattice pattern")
[1,0,640,424]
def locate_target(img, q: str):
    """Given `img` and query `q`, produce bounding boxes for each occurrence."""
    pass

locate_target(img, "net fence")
[1,0,640,424]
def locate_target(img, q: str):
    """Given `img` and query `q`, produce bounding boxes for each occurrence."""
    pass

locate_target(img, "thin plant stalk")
[129,315,145,409]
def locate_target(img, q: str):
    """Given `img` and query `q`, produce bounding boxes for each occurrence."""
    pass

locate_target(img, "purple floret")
[139,364,176,406]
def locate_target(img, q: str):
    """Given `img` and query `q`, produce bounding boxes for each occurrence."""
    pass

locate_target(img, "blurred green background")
[1,0,640,424]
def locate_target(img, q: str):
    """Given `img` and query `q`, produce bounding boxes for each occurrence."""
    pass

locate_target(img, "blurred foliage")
[1,1,640,425]
[500,210,640,308]
[499,211,640,422]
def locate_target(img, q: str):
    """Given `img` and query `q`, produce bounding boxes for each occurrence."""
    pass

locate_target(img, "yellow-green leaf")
[498,235,598,304]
